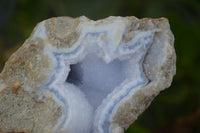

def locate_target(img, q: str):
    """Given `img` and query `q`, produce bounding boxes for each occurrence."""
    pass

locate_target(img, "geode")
[0,16,176,133]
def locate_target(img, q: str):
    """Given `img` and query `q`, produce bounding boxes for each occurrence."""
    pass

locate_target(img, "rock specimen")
[0,16,176,133]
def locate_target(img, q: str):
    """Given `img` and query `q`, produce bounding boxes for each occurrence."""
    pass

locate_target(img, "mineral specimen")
[0,16,176,133]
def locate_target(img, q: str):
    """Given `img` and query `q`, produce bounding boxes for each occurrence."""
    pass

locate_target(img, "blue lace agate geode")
[0,16,176,133]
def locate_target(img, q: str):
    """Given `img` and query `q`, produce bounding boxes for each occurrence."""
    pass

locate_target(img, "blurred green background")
[0,0,200,133]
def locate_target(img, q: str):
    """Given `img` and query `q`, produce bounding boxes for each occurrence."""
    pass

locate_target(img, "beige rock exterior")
[111,18,176,132]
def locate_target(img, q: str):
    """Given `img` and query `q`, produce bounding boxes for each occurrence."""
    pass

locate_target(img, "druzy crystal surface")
[0,16,176,133]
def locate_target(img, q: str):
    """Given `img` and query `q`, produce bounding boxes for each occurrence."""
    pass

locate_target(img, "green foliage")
[0,0,200,132]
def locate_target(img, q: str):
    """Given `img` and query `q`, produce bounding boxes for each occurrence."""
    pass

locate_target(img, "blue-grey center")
[66,54,126,109]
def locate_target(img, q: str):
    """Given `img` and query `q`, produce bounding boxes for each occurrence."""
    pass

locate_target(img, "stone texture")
[0,16,176,133]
